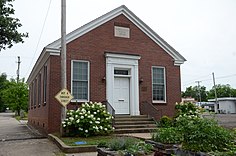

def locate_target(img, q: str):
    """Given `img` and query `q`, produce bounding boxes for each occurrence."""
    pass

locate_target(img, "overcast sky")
[0,0,236,91]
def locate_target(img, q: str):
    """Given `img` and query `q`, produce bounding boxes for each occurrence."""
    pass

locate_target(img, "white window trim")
[71,60,90,102]
[152,66,166,103]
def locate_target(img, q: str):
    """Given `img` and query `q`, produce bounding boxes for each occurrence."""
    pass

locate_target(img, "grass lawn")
[15,115,28,121]
[58,135,115,146]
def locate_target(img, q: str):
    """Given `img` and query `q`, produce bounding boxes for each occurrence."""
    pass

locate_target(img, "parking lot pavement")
[203,113,236,129]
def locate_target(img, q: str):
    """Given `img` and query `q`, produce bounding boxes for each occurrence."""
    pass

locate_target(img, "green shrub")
[176,117,235,152]
[125,141,153,155]
[108,137,138,151]
[159,115,173,128]
[62,102,113,137]
[108,137,153,155]
[152,127,183,144]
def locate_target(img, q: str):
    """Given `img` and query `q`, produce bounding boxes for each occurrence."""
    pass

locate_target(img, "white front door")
[113,77,130,114]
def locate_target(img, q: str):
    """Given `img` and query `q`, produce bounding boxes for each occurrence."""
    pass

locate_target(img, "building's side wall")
[219,101,236,113]
[28,58,50,134]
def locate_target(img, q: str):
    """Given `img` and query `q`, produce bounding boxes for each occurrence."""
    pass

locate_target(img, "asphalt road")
[0,113,61,156]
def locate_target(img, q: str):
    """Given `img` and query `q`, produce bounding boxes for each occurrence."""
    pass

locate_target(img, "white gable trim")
[27,48,60,84]
[46,5,186,65]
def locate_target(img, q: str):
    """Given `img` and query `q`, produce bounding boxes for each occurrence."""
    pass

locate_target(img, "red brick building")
[27,5,186,134]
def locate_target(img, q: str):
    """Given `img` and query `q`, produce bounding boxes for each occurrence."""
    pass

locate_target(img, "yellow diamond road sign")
[55,88,73,107]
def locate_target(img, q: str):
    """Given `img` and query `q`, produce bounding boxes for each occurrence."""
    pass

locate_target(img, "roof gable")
[46,5,186,65]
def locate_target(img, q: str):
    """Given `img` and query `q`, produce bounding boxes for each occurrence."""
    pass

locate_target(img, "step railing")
[140,101,162,121]
[102,100,115,127]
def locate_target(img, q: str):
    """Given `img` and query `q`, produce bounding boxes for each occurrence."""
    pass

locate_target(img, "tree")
[2,78,28,115]
[208,84,236,99]
[0,0,28,51]
[0,73,8,112]
[182,85,208,102]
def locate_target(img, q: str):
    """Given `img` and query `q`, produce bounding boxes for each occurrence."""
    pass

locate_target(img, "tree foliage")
[0,73,8,112]
[0,0,28,51]
[182,85,208,102]
[2,78,28,115]
[208,84,236,99]
[182,84,236,101]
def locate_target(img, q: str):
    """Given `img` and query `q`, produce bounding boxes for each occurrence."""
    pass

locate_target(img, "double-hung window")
[38,74,41,107]
[43,66,47,105]
[72,60,89,102]
[152,67,166,103]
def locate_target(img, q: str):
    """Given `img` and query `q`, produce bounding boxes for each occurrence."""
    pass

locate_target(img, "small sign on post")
[55,88,73,107]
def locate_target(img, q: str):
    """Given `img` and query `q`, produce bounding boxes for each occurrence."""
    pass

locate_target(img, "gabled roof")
[46,5,186,65]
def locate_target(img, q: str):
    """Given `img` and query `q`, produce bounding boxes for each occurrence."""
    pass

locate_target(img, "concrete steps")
[114,115,156,134]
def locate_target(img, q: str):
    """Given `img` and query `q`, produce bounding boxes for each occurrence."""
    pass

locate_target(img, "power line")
[182,74,211,84]
[182,73,236,88]
[217,74,236,80]
[24,0,53,78]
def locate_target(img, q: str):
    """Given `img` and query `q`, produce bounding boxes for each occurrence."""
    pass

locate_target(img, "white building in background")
[181,97,196,103]
[208,97,236,114]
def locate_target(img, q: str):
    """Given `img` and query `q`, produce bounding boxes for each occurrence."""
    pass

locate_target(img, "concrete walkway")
[0,113,42,141]
[116,133,152,140]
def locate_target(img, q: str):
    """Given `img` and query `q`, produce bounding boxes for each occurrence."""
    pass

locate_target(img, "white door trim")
[105,53,141,115]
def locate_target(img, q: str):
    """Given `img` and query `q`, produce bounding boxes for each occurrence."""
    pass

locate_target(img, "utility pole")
[195,81,202,103]
[60,0,67,136]
[212,72,218,113]
[16,56,21,83]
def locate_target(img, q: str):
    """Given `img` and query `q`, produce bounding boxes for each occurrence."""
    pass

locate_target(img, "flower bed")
[150,102,236,155]
[97,137,153,156]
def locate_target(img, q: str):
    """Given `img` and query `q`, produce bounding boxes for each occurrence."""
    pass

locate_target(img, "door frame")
[105,52,141,115]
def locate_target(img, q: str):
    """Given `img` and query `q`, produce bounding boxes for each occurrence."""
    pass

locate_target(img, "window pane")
[73,62,88,80]
[153,68,164,84]
[72,61,89,101]
[72,81,88,99]
[152,67,165,101]
[153,84,164,101]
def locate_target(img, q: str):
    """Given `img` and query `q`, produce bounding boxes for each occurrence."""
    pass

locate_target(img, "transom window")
[114,69,129,75]
[152,67,166,102]
[72,61,89,101]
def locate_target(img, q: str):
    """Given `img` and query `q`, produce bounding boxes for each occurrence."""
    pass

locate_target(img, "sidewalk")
[116,133,152,140]
[0,113,60,156]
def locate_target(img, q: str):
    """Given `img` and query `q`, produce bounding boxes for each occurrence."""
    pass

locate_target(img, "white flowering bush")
[175,102,204,120]
[62,102,114,137]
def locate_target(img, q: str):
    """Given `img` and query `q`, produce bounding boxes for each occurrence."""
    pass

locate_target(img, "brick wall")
[28,58,50,134]
[28,14,182,133]
[66,14,181,118]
